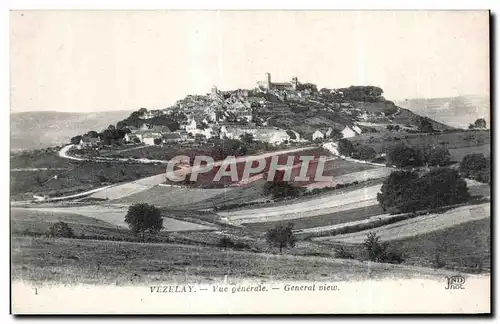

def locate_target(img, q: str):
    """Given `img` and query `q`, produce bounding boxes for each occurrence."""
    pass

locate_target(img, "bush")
[351,145,376,160]
[334,246,354,259]
[363,232,388,262]
[362,232,405,264]
[47,221,75,238]
[459,153,488,176]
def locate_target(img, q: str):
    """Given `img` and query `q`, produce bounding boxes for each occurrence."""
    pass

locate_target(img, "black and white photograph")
[9,10,491,314]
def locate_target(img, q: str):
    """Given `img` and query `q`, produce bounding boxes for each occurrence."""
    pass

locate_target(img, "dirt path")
[314,202,490,244]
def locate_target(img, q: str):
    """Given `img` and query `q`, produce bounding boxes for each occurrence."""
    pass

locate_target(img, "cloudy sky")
[10,10,489,112]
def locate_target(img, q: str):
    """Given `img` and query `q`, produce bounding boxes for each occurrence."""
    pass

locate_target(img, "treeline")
[377,168,470,213]
[69,108,182,146]
[337,86,384,102]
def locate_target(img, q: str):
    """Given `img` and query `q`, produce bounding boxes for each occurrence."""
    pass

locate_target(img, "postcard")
[10,10,491,314]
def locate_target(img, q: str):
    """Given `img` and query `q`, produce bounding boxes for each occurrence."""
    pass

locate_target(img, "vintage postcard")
[10,10,491,314]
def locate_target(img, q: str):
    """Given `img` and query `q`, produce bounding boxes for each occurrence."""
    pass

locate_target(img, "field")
[10,158,168,199]
[390,218,490,272]
[10,149,76,169]
[219,184,383,225]
[11,236,467,285]
[110,185,231,208]
[448,144,490,161]
[244,204,384,232]
[11,207,218,233]
[314,203,490,244]
[350,130,490,158]
[313,217,490,273]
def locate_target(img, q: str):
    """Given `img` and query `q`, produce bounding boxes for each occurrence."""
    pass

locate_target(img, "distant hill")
[10,110,133,151]
[395,95,490,129]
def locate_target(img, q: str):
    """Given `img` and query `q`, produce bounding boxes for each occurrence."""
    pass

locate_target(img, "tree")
[240,132,255,144]
[48,221,75,238]
[425,147,451,167]
[377,169,469,213]
[70,135,82,145]
[337,139,355,156]
[86,130,99,138]
[328,128,343,140]
[377,170,419,212]
[352,145,376,160]
[263,180,305,200]
[474,118,487,128]
[459,153,488,176]
[265,223,296,253]
[124,203,164,239]
[416,117,434,133]
[387,145,424,167]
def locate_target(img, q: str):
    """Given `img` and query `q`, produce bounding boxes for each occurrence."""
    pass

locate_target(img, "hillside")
[395,95,490,129]
[10,110,133,151]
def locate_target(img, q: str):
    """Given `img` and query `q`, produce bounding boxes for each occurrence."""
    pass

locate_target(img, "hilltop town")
[70,73,452,151]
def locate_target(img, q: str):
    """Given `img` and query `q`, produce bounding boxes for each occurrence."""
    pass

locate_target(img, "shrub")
[363,232,388,262]
[459,153,488,176]
[47,221,75,238]
[218,236,235,248]
[334,246,354,259]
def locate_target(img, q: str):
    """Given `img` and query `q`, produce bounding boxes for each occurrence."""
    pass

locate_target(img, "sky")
[10,10,490,113]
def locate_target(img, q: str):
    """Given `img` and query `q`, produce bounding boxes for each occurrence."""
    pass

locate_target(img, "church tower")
[264,72,271,89]
[291,76,298,90]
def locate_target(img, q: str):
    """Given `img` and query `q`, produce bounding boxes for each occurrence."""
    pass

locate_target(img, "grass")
[389,218,490,272]
[350,130,490,155]
[10,160,167,198]
[316,218,490,274]
[11,236,456,285]
[244,204,383,232]
[448,144,490,162]
[10,149,75,169]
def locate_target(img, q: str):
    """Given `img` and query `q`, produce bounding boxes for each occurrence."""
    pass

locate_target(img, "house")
[268,130,290,145]
[124,133,139,143]
[312,130,325,141]
[352,125,363,135]
[220,125,289,145]
[143,134,162,146]
[77,136,100,149]
[162,132,182,143]
[342,126,357,138]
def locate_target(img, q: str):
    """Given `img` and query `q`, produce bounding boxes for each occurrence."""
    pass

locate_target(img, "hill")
[395,95,490,129]
[10,110,133,151]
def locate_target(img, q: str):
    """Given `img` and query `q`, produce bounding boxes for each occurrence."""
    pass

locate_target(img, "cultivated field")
[11,207,217,232]
[314,202,490,244]
[350,130,490,156]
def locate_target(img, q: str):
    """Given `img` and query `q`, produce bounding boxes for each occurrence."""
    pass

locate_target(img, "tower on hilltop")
[264,72,271,89]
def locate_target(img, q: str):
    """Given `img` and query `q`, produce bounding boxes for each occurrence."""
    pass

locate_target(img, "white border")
[2,1,497,322]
